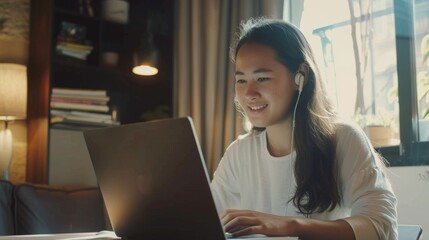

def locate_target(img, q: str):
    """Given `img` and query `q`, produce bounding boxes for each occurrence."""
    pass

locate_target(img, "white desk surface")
[0,232,119,240]
[0,232,298,240]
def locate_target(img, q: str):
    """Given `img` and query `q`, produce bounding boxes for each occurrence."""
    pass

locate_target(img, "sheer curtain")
[173,0,283,176]
[347,0,373,115]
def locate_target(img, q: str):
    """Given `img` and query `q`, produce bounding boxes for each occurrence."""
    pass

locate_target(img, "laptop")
[398,225,423,240]
[84,117,297,240]
[84,117,227,240]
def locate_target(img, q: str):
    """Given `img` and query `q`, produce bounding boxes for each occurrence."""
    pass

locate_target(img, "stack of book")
[56,41,93,60]
[50,88,120,128]
[56,21,94,61]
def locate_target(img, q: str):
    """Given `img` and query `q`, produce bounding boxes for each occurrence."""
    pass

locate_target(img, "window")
[285,0,429,166]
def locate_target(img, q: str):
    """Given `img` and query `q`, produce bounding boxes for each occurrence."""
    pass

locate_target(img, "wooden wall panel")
[26,0,53,183]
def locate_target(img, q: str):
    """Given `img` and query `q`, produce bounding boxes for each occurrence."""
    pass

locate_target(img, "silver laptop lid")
[84,117,226,240]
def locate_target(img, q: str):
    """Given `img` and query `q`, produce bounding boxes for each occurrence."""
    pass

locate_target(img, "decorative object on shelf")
[132,21,159,76]
[101,0,129,24]
[59,21,88,43]
[140,105,170,121]
[101,51,119,67]
[56,22,93,61]
[0,63,27,180]
[81,0,95,16]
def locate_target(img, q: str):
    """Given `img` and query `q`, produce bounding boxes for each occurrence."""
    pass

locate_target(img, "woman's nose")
[245,82,259,100]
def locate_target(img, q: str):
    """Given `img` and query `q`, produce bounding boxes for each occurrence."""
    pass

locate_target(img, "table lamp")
[0,63,27,180]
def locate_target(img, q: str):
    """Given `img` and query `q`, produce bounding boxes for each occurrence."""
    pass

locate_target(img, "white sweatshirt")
[211,122,398,240]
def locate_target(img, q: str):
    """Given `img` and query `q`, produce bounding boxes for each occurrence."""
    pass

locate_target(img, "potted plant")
[354,109,399,147]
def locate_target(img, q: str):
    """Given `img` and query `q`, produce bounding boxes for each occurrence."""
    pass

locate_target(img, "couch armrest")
[14,183,107,234]
[0,180,14,235]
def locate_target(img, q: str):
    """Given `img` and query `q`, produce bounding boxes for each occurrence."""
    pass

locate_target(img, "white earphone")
[290,72,304,165]
[294,72,304,92]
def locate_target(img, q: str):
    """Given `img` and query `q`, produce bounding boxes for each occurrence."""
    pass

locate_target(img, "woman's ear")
[298,63,310,86]
[293,63,310,92]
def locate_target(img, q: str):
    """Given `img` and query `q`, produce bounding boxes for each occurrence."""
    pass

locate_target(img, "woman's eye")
[236,79,246,84]
[257,77,270,82]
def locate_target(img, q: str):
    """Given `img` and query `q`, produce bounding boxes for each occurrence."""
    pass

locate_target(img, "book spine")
[51,94,110,101]
[65,115,119,125]
[57,41,94,51]
[50,102,109,112]
[69,110,112,120]
[56,49,90,60]
[51,97,108,106]
[52,88,107,97]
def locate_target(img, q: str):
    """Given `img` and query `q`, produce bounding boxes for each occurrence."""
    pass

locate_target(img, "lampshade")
[132,33,159,76]
[0,64,27,120]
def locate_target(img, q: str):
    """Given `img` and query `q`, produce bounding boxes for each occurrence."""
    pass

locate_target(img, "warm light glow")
[132,65,159,76]
[0,64,27,120]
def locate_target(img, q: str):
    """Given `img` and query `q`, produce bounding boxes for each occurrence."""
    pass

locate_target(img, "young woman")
[210,18,398,240]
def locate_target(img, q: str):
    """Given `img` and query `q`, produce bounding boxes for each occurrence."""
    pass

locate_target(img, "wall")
[388,166,429,239]
[0,0,30,183]
[48,128,97,186]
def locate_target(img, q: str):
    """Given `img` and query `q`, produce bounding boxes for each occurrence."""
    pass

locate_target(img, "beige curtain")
[173,0,283,177]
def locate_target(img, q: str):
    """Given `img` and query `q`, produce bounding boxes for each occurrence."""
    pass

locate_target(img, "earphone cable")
[286,90,302,216]
[291,91,302,155]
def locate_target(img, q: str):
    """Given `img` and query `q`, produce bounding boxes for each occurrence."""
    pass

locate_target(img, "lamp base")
[0,128,12,180]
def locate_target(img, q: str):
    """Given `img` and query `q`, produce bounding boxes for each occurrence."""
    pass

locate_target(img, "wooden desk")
[0,232,298,240]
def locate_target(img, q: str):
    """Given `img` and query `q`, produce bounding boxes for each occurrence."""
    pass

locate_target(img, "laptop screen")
[84,117,226,240]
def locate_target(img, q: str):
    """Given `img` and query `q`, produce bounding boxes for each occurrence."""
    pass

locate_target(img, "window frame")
[286,0,429,166]
[380,0,429,166]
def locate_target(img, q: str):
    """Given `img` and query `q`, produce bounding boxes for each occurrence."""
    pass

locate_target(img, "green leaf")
[424,51,429,65]
[421,34,429,64]
[423,109,429,119]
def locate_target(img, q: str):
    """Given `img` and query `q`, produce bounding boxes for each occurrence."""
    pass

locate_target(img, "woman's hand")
[221,209,299,237]
[221,209,356,240]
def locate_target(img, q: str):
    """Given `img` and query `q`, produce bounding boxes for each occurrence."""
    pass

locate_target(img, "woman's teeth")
[250,105,267,110]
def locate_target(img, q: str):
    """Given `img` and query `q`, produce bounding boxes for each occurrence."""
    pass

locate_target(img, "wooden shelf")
[27,0,174,184]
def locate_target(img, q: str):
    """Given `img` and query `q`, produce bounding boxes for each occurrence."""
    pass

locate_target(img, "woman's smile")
[248,104,268,111]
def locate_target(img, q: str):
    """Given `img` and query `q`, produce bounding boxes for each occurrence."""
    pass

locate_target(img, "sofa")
[0,180,110,236]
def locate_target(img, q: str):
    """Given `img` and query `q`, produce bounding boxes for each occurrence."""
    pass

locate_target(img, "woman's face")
[235,43,297,128]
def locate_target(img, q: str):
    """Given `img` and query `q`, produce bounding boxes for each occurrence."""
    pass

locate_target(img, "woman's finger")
[223,215,261,232]
[229,225,263,237]
[221,209,251,225]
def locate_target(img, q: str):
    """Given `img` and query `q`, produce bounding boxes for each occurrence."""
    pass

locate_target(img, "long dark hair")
[232,18,340,215]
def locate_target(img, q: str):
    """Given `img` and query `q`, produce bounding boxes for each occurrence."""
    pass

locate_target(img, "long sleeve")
[335,123,398,240]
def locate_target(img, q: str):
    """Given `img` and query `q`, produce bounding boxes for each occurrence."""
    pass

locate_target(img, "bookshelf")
[27,0,175,183]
